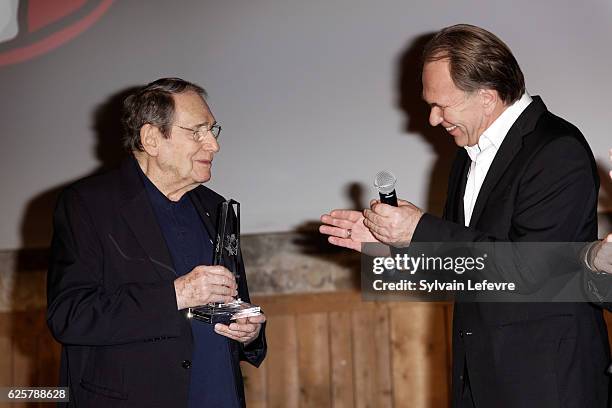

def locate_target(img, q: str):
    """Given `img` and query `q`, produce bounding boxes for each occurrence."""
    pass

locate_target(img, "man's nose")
[203,134,220,153]
[429,106,443,127]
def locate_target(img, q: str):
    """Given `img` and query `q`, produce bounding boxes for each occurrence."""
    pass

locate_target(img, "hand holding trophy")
[188,200,262,324]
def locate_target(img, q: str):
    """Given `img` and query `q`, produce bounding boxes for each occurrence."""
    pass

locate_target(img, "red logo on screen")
[0,0,115,67]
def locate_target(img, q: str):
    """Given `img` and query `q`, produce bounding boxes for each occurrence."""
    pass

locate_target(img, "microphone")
[374,170,398,206]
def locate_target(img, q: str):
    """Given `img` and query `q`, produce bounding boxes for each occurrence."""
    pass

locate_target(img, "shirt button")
[182,360,192,369]
[459,330,473,338]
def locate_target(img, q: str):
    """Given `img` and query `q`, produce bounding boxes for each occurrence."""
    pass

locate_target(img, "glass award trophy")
[188,199,261,324]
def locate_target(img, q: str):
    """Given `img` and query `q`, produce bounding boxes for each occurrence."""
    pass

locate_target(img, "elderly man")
[321,25,609,407]
[47,78,266,408]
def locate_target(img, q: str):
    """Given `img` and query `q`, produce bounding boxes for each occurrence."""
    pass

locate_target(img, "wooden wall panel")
[2,296,612,408]
[297,313,331,407]
[605,310,612,346]
[351,308,392,408]
[390,304,451,408]
[265,314,299,408]
[11,314,38,388]
[241,358,267,408]
[329,311,354,408]
[0,315,12,386]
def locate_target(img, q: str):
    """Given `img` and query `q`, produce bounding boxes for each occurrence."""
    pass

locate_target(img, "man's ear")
[140,124,161,156]
[479,89,499,115]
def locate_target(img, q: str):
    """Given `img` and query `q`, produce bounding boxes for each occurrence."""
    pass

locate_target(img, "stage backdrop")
[1,0,612,250]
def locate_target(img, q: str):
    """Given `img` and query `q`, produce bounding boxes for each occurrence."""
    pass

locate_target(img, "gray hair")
[121,77,207,152]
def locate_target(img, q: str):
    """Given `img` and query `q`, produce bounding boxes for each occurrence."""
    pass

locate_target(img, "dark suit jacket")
[412,97,610,407]
[46,158,266,408]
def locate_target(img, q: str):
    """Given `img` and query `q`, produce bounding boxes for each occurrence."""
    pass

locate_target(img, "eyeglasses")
[173,123,222,142]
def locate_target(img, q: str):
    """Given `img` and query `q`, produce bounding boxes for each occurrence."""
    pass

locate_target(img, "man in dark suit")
[321,24,609,407]
[47,78,266,407]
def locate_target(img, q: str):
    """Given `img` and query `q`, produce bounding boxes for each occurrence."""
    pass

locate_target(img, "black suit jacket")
[47,158,266,408]
[413,97,610,407]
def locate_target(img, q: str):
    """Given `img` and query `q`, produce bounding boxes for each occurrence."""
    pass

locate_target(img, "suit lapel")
[118,158,176,279]
[455,154,469,226]
[468,130,523,228]
[446,149,470,225]
[468,97,547,227]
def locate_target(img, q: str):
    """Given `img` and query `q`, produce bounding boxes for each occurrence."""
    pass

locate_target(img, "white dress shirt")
[463,93,533,226]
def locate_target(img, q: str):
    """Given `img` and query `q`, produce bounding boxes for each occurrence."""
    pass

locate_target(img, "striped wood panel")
[2,293,612,407]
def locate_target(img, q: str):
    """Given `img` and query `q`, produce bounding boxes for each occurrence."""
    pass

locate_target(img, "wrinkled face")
[422,59,488,147]
[157,91,220,186]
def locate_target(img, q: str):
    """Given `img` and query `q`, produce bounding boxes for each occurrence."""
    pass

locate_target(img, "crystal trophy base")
[188,300,261,324]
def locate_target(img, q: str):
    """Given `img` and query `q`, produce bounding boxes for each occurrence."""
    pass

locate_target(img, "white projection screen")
[1,0,611,250]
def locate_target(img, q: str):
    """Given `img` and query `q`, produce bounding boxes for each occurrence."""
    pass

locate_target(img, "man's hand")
[174,265,238,310]
[589,149,612,274]
[215,314,266,345]
[363,199,424,246]
[320,209,380,252]
[589,234,612,274]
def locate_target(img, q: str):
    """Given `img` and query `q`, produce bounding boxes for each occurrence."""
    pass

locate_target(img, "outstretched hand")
[591,234,612,274]
[320,209,380,252]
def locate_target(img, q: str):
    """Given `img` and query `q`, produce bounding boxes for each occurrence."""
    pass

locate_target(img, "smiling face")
[422,58,491,147]
[156,91,220,189]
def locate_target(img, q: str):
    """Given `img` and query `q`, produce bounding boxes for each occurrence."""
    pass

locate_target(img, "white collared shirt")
[463,93,533,226]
